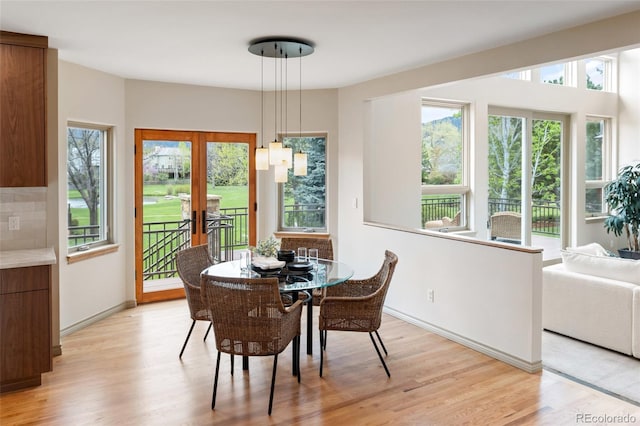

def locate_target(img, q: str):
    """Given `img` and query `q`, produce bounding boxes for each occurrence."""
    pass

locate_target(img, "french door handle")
[191,211,197,235]
[202,210,207,234]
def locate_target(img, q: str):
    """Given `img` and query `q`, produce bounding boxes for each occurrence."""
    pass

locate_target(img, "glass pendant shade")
[294,152,307,176]
[274,162,288,183]
[281,147,293,169]
[269,141,283,165]
[255,147,269,170]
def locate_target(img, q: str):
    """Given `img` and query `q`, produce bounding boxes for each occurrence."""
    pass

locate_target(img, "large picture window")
[67,123,113,252]
[421,101,468,230]
[279,134,326,231]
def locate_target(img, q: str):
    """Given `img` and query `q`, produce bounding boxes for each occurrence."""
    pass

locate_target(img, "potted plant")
[604,161,640,259]
[251,235,280,259]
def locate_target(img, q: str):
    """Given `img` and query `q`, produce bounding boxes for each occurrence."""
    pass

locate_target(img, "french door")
[487,108,567,259]
[135,129,256,303]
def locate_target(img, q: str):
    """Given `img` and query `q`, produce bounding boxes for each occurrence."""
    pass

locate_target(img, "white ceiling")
[1,1,639,90]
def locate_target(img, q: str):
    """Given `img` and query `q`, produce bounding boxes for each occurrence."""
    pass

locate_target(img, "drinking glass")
[240,249,251,272]
[308,248,319,269]
[297,247,307,261]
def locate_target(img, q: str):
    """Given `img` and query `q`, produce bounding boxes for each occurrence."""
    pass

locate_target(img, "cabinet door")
[0,290,51,381]
[0,43,46,187]
[0,266,51,388]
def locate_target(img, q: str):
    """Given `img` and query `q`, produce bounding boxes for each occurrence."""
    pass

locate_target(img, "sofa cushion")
[566,242,610,256]
[561,250,640,285]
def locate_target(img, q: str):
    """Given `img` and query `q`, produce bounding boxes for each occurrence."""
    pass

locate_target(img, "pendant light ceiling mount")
[248,37,314,59]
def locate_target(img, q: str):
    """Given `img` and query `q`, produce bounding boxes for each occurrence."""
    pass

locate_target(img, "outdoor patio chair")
[490,211,522,242]
[201,274,303,415]
[318,250,398,378]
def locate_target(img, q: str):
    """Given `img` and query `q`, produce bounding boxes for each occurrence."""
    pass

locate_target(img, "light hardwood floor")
[2,299,639,425]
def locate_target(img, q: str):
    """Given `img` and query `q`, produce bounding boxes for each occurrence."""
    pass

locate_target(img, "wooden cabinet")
[0,266,51,393]
[0,31,48,187]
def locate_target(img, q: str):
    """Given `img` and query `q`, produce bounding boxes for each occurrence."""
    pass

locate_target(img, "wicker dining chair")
[318,250,398,378]
[280,236,334,304]
[175,244,215,358]
[201,274,303,415]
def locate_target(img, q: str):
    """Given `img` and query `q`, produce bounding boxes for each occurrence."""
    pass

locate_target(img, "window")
[502,70,531,81]
[67,124,113,252]
[279,134,326,231]
[421,101,468,230]
[585,57,613,92]
[585,117,611,217]
[539,63,566,85]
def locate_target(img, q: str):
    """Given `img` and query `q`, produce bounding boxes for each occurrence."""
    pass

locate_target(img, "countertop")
[0,247,57,269]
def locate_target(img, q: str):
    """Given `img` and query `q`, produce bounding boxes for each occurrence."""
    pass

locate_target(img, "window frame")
[420,100,470,231]
[277,132,327,232]
[66,122,114,253]
[584,116,612,219]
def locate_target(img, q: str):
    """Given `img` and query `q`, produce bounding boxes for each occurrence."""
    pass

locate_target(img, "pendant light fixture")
[255,50,269,170]
[294,46,307,176]
[249,37,314,182]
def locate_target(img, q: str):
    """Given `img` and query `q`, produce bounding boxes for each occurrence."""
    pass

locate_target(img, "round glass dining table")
[202,258,353,357]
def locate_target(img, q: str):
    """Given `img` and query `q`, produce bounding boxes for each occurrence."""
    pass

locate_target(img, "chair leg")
[268,354,279,415]
[319,329,325,377]
[212,351,221,410]
[179,320,196,358]
[230,354,234,376]
[374,330,388,355]
[203,322,212,341]
[296,335,301,383]
[369,332,390,378]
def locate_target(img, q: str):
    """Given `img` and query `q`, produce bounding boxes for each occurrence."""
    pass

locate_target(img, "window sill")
[274,231,330,240]
[67,244,119,264]
[585,216,606,224]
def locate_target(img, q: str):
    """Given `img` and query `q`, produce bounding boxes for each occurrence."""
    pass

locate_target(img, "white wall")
[338,11,640,372]
[57,61,127,332]
[618,49,640,163]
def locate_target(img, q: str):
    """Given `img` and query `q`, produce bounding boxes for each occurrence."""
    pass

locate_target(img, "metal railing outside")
[420,197,560,236]
[283,203,325,228]
[68,225,100,247]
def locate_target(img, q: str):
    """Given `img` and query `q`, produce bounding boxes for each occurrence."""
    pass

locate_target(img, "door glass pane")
[141,140,191,293]
[206,141,249,262]
[488,115,523,243]
[531,118,562,256]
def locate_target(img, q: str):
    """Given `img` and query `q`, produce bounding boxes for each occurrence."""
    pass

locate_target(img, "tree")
[422,119,462,185]
[208,143,248,187]
[531,119,561,202]
[488,116,522,202]
[67,128,101,226]
[285,136,326,207]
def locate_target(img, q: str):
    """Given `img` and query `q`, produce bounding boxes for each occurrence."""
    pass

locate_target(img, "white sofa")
[542,243,640,358]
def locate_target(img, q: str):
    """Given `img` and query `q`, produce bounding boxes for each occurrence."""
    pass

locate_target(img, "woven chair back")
[201,275,302,357]
[176,244,214,321]
[280,237,334,260]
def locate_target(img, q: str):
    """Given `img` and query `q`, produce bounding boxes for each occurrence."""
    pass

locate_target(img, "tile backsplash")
[0,187,48,251]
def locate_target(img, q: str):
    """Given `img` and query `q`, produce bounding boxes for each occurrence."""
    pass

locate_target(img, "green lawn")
[68,185,249,226]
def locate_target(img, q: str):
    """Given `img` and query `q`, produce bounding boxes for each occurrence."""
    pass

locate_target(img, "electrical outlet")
[8,216,20,231]
[427,289,434,303]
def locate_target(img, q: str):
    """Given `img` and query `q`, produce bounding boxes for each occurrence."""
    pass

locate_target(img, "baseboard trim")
[383,307,542,374]
[60,300,137,337]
